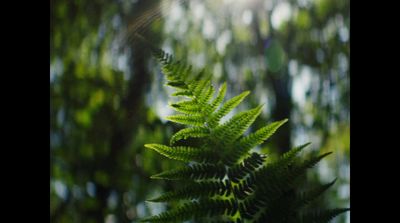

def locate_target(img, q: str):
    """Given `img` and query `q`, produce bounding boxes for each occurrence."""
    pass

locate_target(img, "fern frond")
[287,152,333,182]
[198,84,215,106]
[169,100,202,115]
[238,119,288,158]
[214,105,263,146]
[152,47,171,65]
[148,181,230,202]
[165,114,204,126]
[192,77,212,99]
[150,163,225,181]
[247,150,333,216]
[142,49,349,223]
[250,142,311,189]
[298,208,350,223]
[192,68,207,81]
[232,178,257,200]
[208,91,250,128]
[166,80,188,90]
[141,199,237,222]
[166,61,191,82]
[278,142,312,168]
[171,89,193,97]
[228,152,266,183]
[253,189,298,223]
[239,143,314,217]
[295,179,337,209]
[213,106,263,166]
[144,144,211,162]
[153,49,192,86]
[170,127,209,145]
[206,82,227,115]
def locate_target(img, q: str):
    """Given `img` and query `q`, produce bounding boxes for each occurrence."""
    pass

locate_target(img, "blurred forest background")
[50,0,349,222]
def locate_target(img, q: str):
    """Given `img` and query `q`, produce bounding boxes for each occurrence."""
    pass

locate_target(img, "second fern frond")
[141,49,349,223]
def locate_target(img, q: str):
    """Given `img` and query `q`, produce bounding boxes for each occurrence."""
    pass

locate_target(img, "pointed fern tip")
[323,178,338,190]
[144,144,160,150]
[164,116,173,121]
[150,174,162,179]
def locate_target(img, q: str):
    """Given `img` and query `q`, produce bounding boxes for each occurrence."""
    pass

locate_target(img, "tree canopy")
[50,0,349,222]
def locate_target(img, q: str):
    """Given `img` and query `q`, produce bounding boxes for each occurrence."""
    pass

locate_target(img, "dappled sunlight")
[51,0,349,222]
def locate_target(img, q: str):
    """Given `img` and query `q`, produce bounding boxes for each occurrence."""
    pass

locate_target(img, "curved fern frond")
[287,151,333,182]
[238,118,288,158]
[148,181,230,202]
[166,80,188,90]
[170,127,209,145]
[298,208,350,223]
[213,105,263,147]
[192,76,212,99]
[228,152,266,183]
[172,89,192,97]
[141,49,349,222]
[165,114,204,126]
[294,179,337,209]
[253,189,298,223]
[249,142,311,185]
[151,163,225,181]
[144,144,212,162]
[198,84,215,106]
[209,82,227,113]
[208,91,250,128]
[238,143,315,217]
[169,100,202,115]
[141,199,237,222]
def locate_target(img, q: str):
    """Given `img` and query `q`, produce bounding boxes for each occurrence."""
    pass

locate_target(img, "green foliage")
[141,50,349,222]
[50,1,167,222]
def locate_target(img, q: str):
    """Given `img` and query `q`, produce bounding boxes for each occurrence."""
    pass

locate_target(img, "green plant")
[141,49,349,223]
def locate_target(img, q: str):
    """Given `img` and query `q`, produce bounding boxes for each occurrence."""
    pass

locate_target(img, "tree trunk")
[251,9,292,154]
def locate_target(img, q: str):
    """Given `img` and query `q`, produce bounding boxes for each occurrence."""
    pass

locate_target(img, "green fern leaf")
[295,179,337,209]
[298,208,350,223]
[170,127,209,145]
[238,118,288,157]
[198,84,215,106]
[288,152,333,181]
[171,89,193,97]
[208,82,226,111]
[192,78,212,99]
[169,100,202,115]
[147,181,230,202]
[141,199,237,222]
[150,163,225,180]
[239,143,314,216]
[165,114,204,126]
[212,106,264,166]
[166,80,188,89]
[228,152,266,183]
[214,105,263,145]
[208,91,250,128]
[144,144,207,162]
[140,49,349,223]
